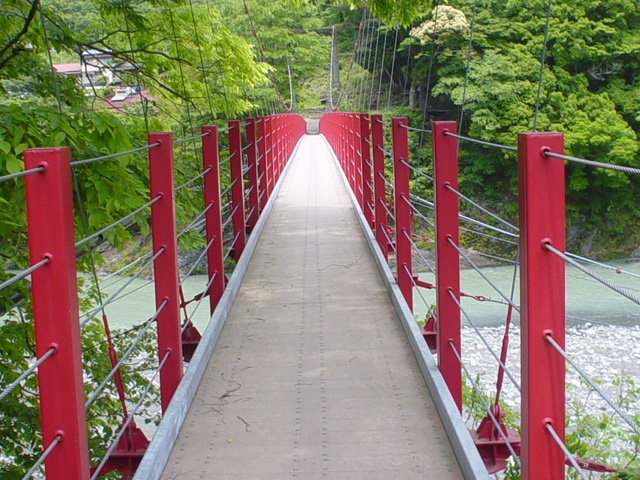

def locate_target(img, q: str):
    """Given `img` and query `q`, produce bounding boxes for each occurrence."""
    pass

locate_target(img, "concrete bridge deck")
[158,136,463,479]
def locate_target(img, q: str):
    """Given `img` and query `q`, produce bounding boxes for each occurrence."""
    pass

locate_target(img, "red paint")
[360,114,374,228]
[228,120,247,259]
[432,121,462,412]
[148,132,183,413]
[245,118,260,230]
[257,117,268,210]
[354,114,364,209]
[371,114,389,260]
[392,118,412,310]
[24,146,90,480]
[518,132,565,480]
[201,125,225,313]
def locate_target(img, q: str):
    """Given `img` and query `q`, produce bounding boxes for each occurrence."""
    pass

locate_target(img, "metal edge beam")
[319,134,490,480]
[133,136,306,480]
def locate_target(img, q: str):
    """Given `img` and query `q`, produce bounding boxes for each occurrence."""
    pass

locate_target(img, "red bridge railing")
[0,114,305,479]
[320,111,639,479]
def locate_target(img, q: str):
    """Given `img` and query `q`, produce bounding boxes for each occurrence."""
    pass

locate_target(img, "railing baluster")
[228,120,247,259]
[360,113,374,229]
[202,125,225,312]
[432,120,462,412]
[518,131,566,480]
[25,146,90,480]
[245,118,260,230]
[392,117,412,308]
[148,132,183,413]
[371,114,389,260]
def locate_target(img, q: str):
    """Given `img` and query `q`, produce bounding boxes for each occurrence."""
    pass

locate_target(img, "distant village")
[53,49,154,112]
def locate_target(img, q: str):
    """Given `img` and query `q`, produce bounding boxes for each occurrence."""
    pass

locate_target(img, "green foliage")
[340,0,434,27]
[460,370,640,479]
[394,0,640,257]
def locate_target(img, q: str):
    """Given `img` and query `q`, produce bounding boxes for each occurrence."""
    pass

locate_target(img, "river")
[98,259,640,331]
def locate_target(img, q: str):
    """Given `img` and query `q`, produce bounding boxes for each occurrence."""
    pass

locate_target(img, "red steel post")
[354,113,364,209]
[392,118,413,309]
[371,114,389,260]
[351,114,358,195]
[360,113,374,229]
[228,120,247,259]
[148,132,183,413]
[518,132,566,480]
[257,117,268,210]
[202,126,225,312]
[245,118,260,230]
[432,121,462,411]
[266,117,274,198]
[24,147,90,480]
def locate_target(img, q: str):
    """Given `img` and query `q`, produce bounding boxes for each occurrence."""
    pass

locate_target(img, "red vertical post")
[392,118,413,309]
[148,132,183,413]
[371,114,389,260]
[432,121,462,412]
[228,120,247,259]
[202,126,225,312]
[24,147,90,480]
[519,132,565,480]
[354,114,364,209]
[257,117,268,210]
[266,117,274,198]
[278,119,284,179]
[276,120,281,182]
[360,114,374,229]
[351,114,358,195]
[245,118,260,230]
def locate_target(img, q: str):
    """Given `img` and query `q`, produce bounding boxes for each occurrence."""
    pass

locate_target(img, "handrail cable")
[449,341,522,467]
[80,248,165,327]
[75,195,162,248]
[89,351,171,480]
[85,300,168,409]
[71,142,161,167]
[0,347,56,402]
[448,290,521,391]
[545,333,640,435]
[545,243,640,306]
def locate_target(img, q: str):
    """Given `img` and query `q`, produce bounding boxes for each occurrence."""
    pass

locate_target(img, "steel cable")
[175,166,212,192]
[449,341,522,467]
[0,347,55,402]
[89,351,170,480]
[21,435,62,480]
[80,248,165,327]
[403,264,436,319]
[544,150,640,176]
[75,195,162,248]
[70,143,161,168]
[0,166,45,183]
[545,333,640,435]
[545,423,588,480]
[0,257,49,292]
[448,290,521,391]
[179,236,217,286]
[85,300,167,409]
[448,237,520,311]
[545,244,640,306]
[444,184,518,232]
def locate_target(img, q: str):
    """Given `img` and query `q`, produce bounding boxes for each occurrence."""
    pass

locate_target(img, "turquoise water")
[412,260,640,328]
[4,259,639,331]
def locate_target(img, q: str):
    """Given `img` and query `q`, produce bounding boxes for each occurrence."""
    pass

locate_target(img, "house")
[53,49,137,89]
[103,87,155,112]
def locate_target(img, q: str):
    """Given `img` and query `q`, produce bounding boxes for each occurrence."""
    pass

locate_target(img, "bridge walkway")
[159,135,462,479]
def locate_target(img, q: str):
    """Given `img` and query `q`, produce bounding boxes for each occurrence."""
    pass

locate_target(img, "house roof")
[103,89,155,112]
[53,63,82,74]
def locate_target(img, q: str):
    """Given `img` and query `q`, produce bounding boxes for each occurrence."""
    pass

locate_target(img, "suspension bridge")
[2,1,640,480]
